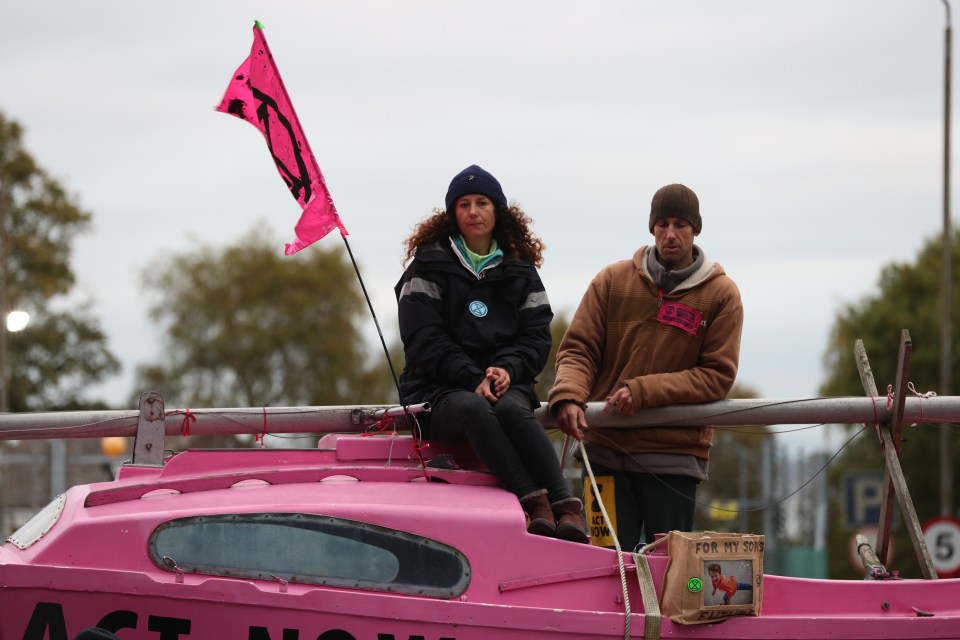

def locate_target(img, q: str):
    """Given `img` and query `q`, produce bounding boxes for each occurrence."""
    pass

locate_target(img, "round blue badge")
[468,301,488,317]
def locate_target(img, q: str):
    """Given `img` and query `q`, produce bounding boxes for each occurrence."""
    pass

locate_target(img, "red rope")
[408,438,430,460]
[867,395,882,442]
[178,409,196,437]
[362,410,431,481]
[407,414,430,480]
[363,414,396,436]
[255,407,267,447]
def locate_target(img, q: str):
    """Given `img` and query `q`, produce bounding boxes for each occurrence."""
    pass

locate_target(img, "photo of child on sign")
[704,560,755,606]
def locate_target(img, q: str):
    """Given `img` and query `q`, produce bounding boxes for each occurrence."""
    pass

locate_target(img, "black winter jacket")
[395,239,553,409]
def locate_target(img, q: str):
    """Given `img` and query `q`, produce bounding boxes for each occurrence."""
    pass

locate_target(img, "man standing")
[548,183,743,551]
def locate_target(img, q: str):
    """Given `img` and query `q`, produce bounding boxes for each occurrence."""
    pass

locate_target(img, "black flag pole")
[339,234,430,475]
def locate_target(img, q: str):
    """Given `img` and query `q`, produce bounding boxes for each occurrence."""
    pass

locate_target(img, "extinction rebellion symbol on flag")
[217,21,348,255]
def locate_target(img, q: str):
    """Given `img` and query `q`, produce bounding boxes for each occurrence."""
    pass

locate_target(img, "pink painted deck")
[2,433,958,639]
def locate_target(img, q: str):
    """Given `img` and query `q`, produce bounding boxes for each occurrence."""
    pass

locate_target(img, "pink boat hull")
[2,434,958,639]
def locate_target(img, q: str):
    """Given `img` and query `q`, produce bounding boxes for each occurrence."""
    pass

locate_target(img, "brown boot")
[520,490,557,537]
[552,498,589,544]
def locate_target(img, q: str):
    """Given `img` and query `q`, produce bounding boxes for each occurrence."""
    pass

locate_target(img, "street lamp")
[0,310,28,412]
[6,311,28,333]
[940,0,954,519]
[0,173,9,413]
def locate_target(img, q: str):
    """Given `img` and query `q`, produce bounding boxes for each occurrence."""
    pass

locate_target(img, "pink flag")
[217,22,348,255]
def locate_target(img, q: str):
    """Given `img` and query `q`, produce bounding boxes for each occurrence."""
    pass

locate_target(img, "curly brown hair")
[402,204,545,267]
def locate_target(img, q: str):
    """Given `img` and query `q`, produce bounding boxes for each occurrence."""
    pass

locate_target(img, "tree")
[134,227,396,409]
[536,312,569,402]
[820,234,952,398]
[819,231,960,578]
[0,112,119,410]
[695,384,778,533]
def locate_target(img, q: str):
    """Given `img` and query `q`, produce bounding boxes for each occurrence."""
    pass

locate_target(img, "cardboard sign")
[653,530,764,624]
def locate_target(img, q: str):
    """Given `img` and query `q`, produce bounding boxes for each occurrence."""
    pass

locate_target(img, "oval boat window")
[149,513,470,598]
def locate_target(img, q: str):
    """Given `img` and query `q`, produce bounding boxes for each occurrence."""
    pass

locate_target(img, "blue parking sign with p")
[844,472,896,529]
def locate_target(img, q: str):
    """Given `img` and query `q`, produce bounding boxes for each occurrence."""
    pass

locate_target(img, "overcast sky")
[3,1,954,451]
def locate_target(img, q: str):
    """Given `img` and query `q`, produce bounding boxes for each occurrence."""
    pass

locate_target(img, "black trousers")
[424,389,571,503]
[583,459,697,552]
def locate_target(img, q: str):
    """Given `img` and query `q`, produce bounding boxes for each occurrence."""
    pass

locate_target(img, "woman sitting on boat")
[395,164,588,544]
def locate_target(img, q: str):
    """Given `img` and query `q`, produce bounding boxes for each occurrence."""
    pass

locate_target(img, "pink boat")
[1,335,959,639]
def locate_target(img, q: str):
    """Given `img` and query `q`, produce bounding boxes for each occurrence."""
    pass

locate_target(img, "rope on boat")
[566,436,662,638]
[905,382,937,426]
[581,447,633,639]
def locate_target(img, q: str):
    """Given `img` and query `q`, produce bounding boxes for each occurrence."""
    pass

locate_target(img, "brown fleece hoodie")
[548,246,743,459]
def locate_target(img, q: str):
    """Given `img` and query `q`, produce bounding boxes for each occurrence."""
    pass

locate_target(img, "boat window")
[6,494,66,550]
[148,513,470,598]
